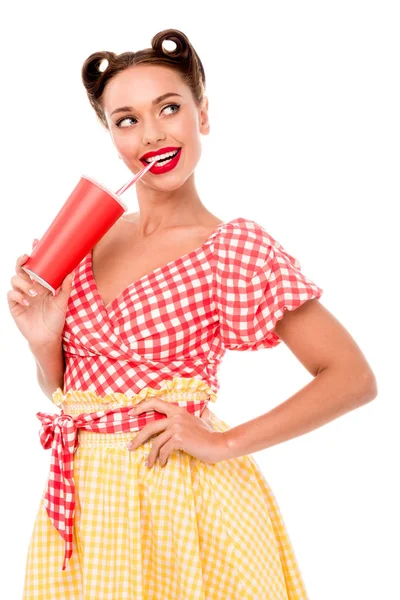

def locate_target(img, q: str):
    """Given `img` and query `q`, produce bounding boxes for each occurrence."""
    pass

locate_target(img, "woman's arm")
[223,299,378,459]
[29,339,65,401]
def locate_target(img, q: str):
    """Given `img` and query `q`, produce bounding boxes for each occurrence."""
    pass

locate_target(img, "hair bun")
[82,51,117,84]
[151,29,205,86]
[152,29,190,61]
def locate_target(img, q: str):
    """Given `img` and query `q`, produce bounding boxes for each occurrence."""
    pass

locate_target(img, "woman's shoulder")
[216,217,282,250]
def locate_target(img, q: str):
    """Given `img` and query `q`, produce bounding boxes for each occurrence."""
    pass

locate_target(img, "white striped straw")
[115,157,158,196]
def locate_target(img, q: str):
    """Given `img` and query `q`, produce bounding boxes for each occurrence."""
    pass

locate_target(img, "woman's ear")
[199,96,210,135]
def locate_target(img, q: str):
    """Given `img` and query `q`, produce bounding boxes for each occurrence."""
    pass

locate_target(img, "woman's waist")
[57,390,213,417]
[53,376,217,413]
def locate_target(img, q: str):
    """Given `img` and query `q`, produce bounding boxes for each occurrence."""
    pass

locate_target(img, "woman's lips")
[140,148,182,175]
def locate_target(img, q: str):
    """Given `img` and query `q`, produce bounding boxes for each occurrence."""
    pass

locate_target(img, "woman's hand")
[126,398,229,467]
[7,241,74,347]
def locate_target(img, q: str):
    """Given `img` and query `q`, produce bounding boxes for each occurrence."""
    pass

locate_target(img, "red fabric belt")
[36,399,208,571]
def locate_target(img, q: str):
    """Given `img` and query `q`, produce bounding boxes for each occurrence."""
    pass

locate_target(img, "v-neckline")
[88,217,242,313]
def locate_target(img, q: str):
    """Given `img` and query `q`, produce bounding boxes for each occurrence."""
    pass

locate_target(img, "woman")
[9,29,377,599]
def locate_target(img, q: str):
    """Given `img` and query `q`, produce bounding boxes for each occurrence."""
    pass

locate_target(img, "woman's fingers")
[15,254,34,283]
[7,288,30,308]
[16,236,39,278]
[10,273,38,297]
[146,429,174,467]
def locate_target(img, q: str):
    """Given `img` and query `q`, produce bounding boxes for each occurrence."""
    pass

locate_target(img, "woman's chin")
[139,169,196,191]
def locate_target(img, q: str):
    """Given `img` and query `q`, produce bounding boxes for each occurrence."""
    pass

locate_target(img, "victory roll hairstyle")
[81,29,206,129]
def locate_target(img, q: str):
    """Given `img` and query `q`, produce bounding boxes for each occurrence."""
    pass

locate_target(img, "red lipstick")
[140,147,182,175]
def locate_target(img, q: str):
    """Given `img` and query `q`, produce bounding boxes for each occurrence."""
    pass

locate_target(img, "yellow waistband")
[52,376,217,414]
[77,430,140,448]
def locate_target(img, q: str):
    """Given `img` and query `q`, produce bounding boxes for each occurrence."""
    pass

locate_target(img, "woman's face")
[102,64,209,190]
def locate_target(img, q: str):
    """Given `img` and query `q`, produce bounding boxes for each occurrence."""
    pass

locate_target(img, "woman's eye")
[163,103,180,116]
[116,116,137,128]
[116,103,181,129]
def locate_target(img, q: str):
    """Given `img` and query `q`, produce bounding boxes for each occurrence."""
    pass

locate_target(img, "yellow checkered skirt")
[23,377,309,599]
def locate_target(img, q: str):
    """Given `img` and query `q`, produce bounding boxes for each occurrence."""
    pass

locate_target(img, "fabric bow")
[36,398,208,570]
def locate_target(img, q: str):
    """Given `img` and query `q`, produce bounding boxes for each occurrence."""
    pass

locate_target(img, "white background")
[0,1,399,598]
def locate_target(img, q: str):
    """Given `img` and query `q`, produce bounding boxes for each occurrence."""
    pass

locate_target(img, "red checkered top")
[61,217,323,397]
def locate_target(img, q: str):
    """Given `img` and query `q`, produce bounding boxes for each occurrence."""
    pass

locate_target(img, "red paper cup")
[22,175,127,294]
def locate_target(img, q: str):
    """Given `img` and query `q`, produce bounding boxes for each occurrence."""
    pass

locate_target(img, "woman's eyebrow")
[110,93,183,117]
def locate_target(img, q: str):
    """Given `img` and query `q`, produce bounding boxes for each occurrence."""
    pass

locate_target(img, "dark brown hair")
[81,29,206,129]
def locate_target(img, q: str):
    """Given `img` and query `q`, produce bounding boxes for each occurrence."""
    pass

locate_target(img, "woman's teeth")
[145,149,179,166]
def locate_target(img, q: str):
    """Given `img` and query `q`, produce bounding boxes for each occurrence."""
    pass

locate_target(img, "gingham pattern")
[61,217,323,398]
[213,220,323,350]
[24,217,323,598]
[36,398,208,571]
[24,382,310,599]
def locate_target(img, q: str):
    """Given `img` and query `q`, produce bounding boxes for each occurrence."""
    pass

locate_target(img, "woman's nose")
[142,122,166,146]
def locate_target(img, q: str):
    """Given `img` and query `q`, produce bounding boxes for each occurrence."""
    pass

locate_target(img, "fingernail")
[28,289,37,297]
[23,299,30,306]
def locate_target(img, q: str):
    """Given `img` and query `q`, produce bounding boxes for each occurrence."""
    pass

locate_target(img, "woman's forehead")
[103,65,187,111]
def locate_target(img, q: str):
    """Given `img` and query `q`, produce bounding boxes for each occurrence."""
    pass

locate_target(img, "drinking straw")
[115,157,158,196]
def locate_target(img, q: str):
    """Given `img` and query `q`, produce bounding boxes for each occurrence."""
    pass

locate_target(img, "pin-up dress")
[23,217,323,600]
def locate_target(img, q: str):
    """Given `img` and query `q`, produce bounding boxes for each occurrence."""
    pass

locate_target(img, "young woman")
[9,29,377,600]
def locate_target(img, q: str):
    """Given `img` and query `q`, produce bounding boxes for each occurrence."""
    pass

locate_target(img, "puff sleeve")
[212,219,324,351]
